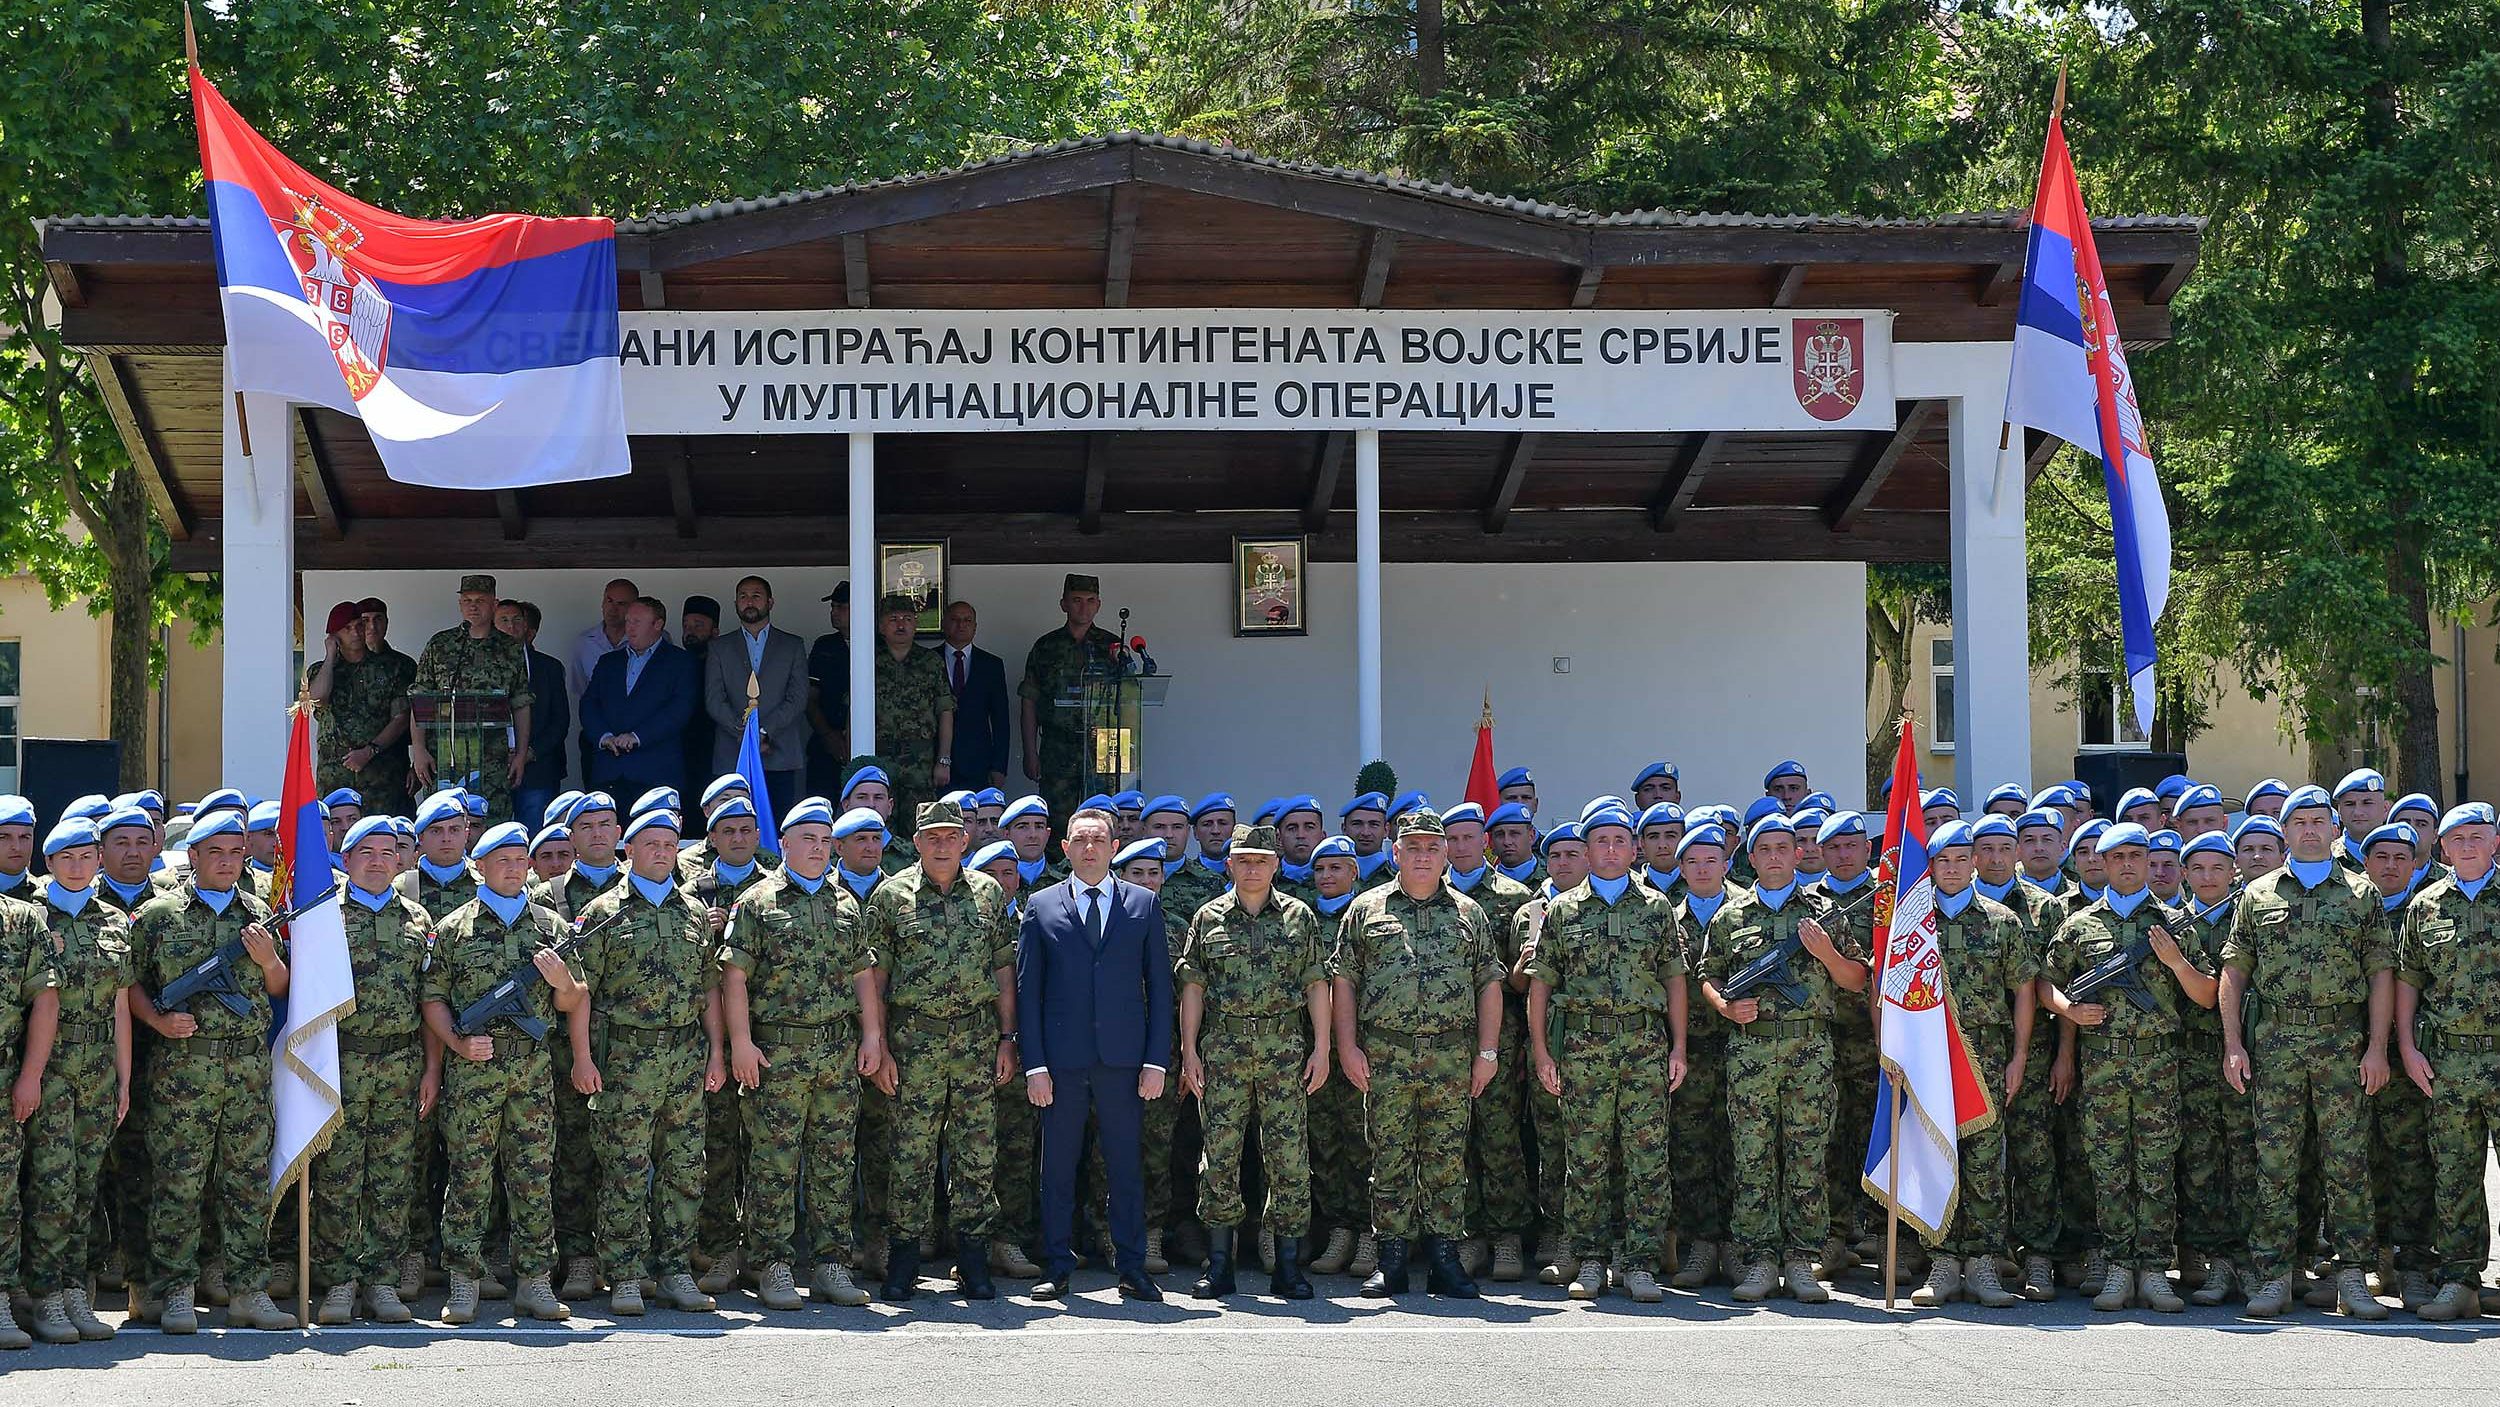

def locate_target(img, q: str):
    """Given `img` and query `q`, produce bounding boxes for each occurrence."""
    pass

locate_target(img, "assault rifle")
[451,905,626,1041]
[1717,930,1810,1011]
[2063,934,2159,1013]
[153,884,339,1018]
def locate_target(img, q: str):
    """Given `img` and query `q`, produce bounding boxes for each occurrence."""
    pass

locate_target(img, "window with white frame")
[2077,657,2148,750]
[1928,637,1956,753]
[0,642,19,794]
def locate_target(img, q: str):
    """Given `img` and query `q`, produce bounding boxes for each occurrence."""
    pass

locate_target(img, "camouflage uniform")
[2367,897,2434,1274]
[410,624,535,825]
[721,868,872,1269]
[1929,890,2035,1260]
[1671,885,1738,1262]
[1807,875,1883,1252]
[1306,894,1370,1239]
[830,870,898,1255]
[862,864,1015,1242]
[526,865,623,1275]
[365,643,420,816]
[1332,883,1501,1240]
[424,893,579,1280]
[1513,892,1569,1238]
[315,890,434,1289]
[1452,868,1536,1242]
[130,881,280,1299]
[93,881,156,1285]
[691,865,772,1263]
[576,877,719,1283]
[2001,878,2072,1261]
[2043,892,2191,1271]
[1524,879,1686,1266]
[24,892,130,1297]
[874,646,955,827]
[2397,873,2500,1291]
[1697,885,1864,1269]
[307,655,413,814]
[2223,865,2391,1283]
[0,895,55,1297]
[1015,624,1120,825]
[2173,895,2251,1271]
[1180,889,1325,1231]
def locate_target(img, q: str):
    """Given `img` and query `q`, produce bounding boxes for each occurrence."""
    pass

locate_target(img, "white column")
[220,377,296,798]
[846,432,876,771]
[1938,353,2031,798]
[1354,428,1384,764]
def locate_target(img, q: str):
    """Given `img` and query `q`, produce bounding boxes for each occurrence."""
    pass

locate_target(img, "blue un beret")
[1790,808,1828,835]
[1985,783,2031,812]
[1311,835,1357,862]
[246,800,282,833]
[195,788,247,817]
[2147,829,2183,856]
[1970,814,2018,843]
[1741,797,1785,830]
[2016,807,2064,834]
[1000,796,1050,826]
[1745,813,1796,850]
[2332,767,2386,801]
[42,818,99,857]
[543,791,584,828]
[1141,794,1191,822]
[1921,788,1961,814]
[2115,787,2159,816]
[622,810,682,843]
[631,787,680,819]
[1633,762,1678,789]
[1927,820,1975,852]
[1278,794,1323,822]
[1676,823,1731,861]
[1816,811,1866,845]
[1578,795,1629,824]
[1111,790,1147,812]
[1540,822,1585,855]
[1801,790,1838,813]
[781,799,835,832]
[2231,816,2284,846]
[1389,790,1430,819]
[414,794,467,834]
[2029,784,2081,811]
[971,788,1007,810]
[1583,808,1635,836]
[1193,793,1239,821]
[832,807,887,840]
[971,841,1020,871]
[529,824,572,858]
[567,791,618,824]
[63,794,112,822]
[102,806,154,836]
[1486,802,1533,829]
[470,821,531,859]
[2390,792,2439,824]
[1112,838,1167,870]
[2181,832,2236,863]
[1250,798,1284,826]
[0,795,33,829]
[2068,819,2110,859]
[2154,773,2193,801]
[2244,778,2290,806]
[186,811,247,846]
[1081,794,1118,816]
[1763,760,1806,788]
[2094,822,2152,855]
[2362,822,2419,854]
[1637,802,1684,832]
[2281,785,2334,818]
[839,767,889,801]
[2174,783,2225,814]
[342,815,398,853]
[2438,803,2497,839]
[706,796,758,828]
[1441,802,1486,829]
[1340,792,1388,819]
[1496,767,1533,790]
[701,774,752,809]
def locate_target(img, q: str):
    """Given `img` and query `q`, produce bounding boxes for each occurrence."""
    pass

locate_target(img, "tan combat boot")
[160,1284,199,1335]
[755,1262,804,1312]
[397,1251,427,1303]
[478,1262,510,1299]
[1568,1258,1607,1301]
[29,1294,79,1345]
[268,1262,296,1302]
[1965,1256,2018,1309]
[444,1272,481,1325]
[2300,1267,2338,1309]
[1819,1236,1861,1279]
[1307,1228,1354,1275]
[61,1286,113,1340]
[0,1304,27,1351]
[2189,1259,2235,1306]
[812,1262,871,1307]
[695,1250,741,1296]
[2021,1254,2057,1302]
[559,1255,599,1302]
[365,1280,415,1324]
[2091,1263,2132,1312]
[1144,1228,1170,1276]
[609,1278,645,1316]
[1911,1255,1961,1307]
[2336,1267,2389,1321]
[1671,1240,1717,1289]
[657,1272,715,1312]
[1490,1234,1524,1282]
[1456,1236,1487,1278]
[1348,1231,1380,1280]
[1620,1267,1664,1304]
[989,1239,1040,1278]
[2138,1270,2185,1313]
[2243,1276,2291,1318]
[513,1271,570,1321]
[2400,1270,2435,1311]
[2076,1248,2106,1293]
[1259,1227,1279,1274]
[1532,1229,1566,1285]
[1784,1260,1830,1304]
[317,1280,357,1326]
[1730,1256,1777,1303]
[228,1288,298,1330]
[2417,1281,2478,1321]
[199,1263,231,1307]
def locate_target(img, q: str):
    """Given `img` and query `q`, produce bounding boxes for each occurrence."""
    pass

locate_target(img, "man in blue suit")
[578,596,697,795]
[1018,805,1173,1300]
[937,600,1013,789]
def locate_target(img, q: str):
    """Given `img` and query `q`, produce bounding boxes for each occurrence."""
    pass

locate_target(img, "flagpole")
[1882,1071,1903,1309]
[298,1160,312,1330]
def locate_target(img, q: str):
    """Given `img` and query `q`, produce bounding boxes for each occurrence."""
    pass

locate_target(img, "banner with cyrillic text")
[617,309,1896,434]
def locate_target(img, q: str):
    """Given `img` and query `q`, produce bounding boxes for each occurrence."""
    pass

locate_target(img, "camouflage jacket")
[576,877,719,1031]
[2043,893,2191,1039]
[1674,886,1747,1040]
[421,894,578,1039]
[2399,874,2500,1036]
[1177,889,1325,1021]
[529,863,626,924]
[1330,882,1502,1037]
[365,644,418,719]
[2172,893,2237,1037]
[1931,890,2037,1031]
[1696,885,1862,1025]
[874,645,955,760]
[1448,867,1535,961]
[37,891,132,1032]
[861,864,1014,1021]
[1804,874,1882,1034]
[1525,879,1688,1020]
[2223,865,2394,1011]
[1016,624,1121,741]
[411,625,534,711]
[339,890,436,1041]
[720,868,873,1028]
[395,865,475,918]
[0,893,56,1058]
[1159,861,1229,936]
[675,842,782,892]
[131,880,278,1043]
[306,652,405,762]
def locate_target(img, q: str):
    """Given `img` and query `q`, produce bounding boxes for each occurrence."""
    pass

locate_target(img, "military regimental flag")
[271,702,353,1197]
[1861,714,1995,1238]
[736,702,782,856]
[1463,690,1500,815]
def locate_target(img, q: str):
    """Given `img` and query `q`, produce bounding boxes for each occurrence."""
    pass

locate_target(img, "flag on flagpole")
[736,702,781,855]
[1463,690,1499,815]
[270,702,352,1197]
[191,56,627,491]
[1861,714,1996,1237]
[2002,79,2170,735]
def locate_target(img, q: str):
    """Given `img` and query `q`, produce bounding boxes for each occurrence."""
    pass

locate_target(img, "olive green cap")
[914,798,966,833]
[1229,824,1280,857]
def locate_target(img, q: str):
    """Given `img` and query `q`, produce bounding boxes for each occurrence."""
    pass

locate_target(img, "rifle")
[452,904,627,1041]
[2063,936,2159,1013]
[153,884,339,1019]
[1718,931,1811,1011]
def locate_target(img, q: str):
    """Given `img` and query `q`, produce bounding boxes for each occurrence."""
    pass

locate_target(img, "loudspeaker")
[22,737,123,837]
[2069,751,2188,811]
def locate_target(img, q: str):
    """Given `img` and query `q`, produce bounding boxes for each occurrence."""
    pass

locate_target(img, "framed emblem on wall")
[1232,535,1308,638]
[878,541,949,639]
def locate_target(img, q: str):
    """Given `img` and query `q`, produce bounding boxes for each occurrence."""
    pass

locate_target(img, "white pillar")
[846,432,876,771]
[1943,363,2031,798]
[220,377,296,798]
[1354,428,1384,764]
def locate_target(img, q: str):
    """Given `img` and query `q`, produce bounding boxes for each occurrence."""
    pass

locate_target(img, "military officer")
[1631,762,1681,811]
[691,796,778,1295]
[1016,575,1119,825]
[1343,793,1396,888]
[1518,821,1589,1284]
[2235,815,2288,880]
[1000,795,1059,889]
[976,836,1045,1282]
[1487,802,1543,889]
[1159,795,1233,928]
[529,822,575,884]
[1495,768,1537,821]
[2172,784,2231,841]
[525,791,623,1302]
[1804,809,1882,1277]
[1441,802,1535,1281]
[1273,796,1326,905]
[1667,822,1740,1289]
[408,575,535,826]
[1300,836,1373,1279]
[1108,835,1185,1274]
[0,794,35,900]
[397,791,476,912]
[1634,803,1685,897]
[1761,760,1811,812]
[307,599,414,813]
[1983,811,2072,1299]
[2359,821,2435,1307]
[2173,831,2251,1304]
[872,593,955,827]
[2395,803,2500,1320]
[2332,769,2391,873]
[0,835,53,1351]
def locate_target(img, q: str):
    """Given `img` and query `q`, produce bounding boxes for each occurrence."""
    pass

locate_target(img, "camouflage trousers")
[317,757,411,820]
[442,1043,558,1279]
[25,1041,118,1295]
[1361,1031,1471,1240]
[1034,742,1085,839]
[698,1086,747,1255]
[552,1028,599,1262]
[1531,1067,1567,1230]
[145,1040,275,1299]
[1672,1035,1732,1245]
[1469,1006,1534,1237]
[856,1084,896,1248]
[2426,1042,2500,1287]
[313,1042,425,1286]
[2369,1066,2435,1271]
[1197,1015,1312,1232]
[2175,1031,2250,1259]
[107,1070,151,1273]
[1558,1018,1673,1263]
[887,1014,999,1241]
[1725,1022,1833,1266]
[740,1024,860,1268]
[1826,1019,1879,1244]
[594,1032,707,1282]
[0,1059,18,1290]
[994,1082,1040,1247]
[1937,1025,2014,1259]
[404,1106,445,1265]
[1308,1076,1369,1234]
[2246,1021,2374,1282]
[2053,1046,2099,1257]
[2074,1035,2178,1269]
[2005,1025,2064,1258]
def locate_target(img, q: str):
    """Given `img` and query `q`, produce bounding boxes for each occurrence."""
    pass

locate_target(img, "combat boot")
[364,1280,414,1324]
[1272,1235,1313,1300]
[1911,1255,1961,1307]
[1670,1240,1717,1289]
[511,1271,568,1321]
[1819,1236,1861,1279]
[397,1251,427,1304]
[2138,1270,2185,1313]
[2401,1270,2435,1311]
[2091,1263,2132,1312]
[880,1234,921,1302]
[1569,1258,1607,1300]
[2076,1248,2107,1293]
[1193,1227,1237,1299]
[560,1255,599,1302]
[1144,1228,1169,1276]
[658,1272,716,1312]
[229,1288,299,1330]
[1620,1267,1664,1304]
[1491,1233,1525,1282]
[62,1286,113,1340]
[0,1305,27,1350]
[754,1262,803,1312]
[2243,1276,2291,1318]
[990,1238,1040,1278]
[2021,1254,2057,1302]
[317,1280,358,1326]
[1258,1227,1278,1273]
[1534,1229,1568,1285]
[2335,1266,2389,1321]
[1308,1227,1354,1275]
[812,1262,871,1307]
[1359,1237,1410,1298]
[695,1250,741,1296]
[1457,1236,1488,1278]
[445,1272,481,1324]
[2302,1269,2339,1309]
[30,1294,79,1345]
[2417,1281,2478,1321]
[2189,1259,2235,1306]
[2369,1248,2397,1298]
[1783,1260,1829,1304]
[952,1233,994,1301]
[1730,1257,1777,1303]
[1965,1256,2018,1309]
[1426,1237,1480,1298]
[1349,1230,1381,1280]
[200,1262,231,1307]
[160,1285,199,1336]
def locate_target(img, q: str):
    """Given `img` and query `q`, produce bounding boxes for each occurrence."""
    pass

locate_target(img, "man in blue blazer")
[937,600,1013,788]
[577,597,698,795]
[1018,805,1173,1300]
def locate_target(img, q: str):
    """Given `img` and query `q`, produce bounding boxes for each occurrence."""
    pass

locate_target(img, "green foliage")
[1355,759,1398,798]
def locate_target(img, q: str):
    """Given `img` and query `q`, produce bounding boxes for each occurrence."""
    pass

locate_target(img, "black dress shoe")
[880,1234,921,1302]
[1029,1275,1070,1300]
[1118,1272,1164,1302]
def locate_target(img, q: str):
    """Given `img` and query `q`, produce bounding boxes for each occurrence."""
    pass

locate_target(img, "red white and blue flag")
[1862,714,1996,1238]
[2003,97,2169,734]
[270,703,352,1198]
[192,63,628,490]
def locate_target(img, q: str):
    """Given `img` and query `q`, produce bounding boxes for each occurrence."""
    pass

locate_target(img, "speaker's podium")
[407,689,515,792]
[1052,663,1169,795]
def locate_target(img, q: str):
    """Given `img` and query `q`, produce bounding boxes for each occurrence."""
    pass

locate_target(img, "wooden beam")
[1825,400,1940,530]
[496,490,526,541]
[637,269,666,309]
[1646,431,1723,530]
[666,439,697,538]
[1570,264,1604,307]
[295,408,346,541]
[1303,429,1349,530]
[45,259,85,309]
[83,353,191,540]
[2146,251,2199,304]
[1133,145,1594,268]
[842,234,872,308]
[1481,433,1540,532]
[1102,186,1140,308]
[1770,264,1809,307]
[1356,228,1398,306]
[2023,427,2064,481]
[1977,260,2022,307]
[1080,431,1111,534]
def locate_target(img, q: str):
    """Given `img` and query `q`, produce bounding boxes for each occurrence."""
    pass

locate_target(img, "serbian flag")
[1861,714,1996,1238]
[736,705,782,857]
[1463,690,1500,815]
[2002,93,2169,734]
[269,703,352,1198]
[192,62,627,490]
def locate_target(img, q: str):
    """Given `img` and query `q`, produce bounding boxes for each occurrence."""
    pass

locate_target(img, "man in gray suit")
[705,574,812,819]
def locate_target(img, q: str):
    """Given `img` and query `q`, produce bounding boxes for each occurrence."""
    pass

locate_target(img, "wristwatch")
[1477,1048,1499,1063]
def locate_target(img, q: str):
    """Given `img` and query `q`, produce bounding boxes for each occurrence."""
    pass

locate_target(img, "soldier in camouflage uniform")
[312,818,438,1325]
[2170,831,2251,1304]
[2043,823,2214,1314]
[1695,812,1868,1305]
[1517,822,1590,1283]
[1487,803,1544,891]
[1998,808,2075,1298]
[1667,822,1740,1289]
[689,797,775,1295]
[1329,809,1505,1300]
[409,574,536,826]
[1441,803,1536,1282]
[1177,825,1329,1299]
[1524,806,1687,1304]
[2395,803,2500,1320]
[720,798,886,1309]
[307,600,414,813]
[576,809,724,1315]
[19,819,131,1344]
[1299,837,1373,1277]
[1159,795,1235,930]
[125,812,297,1333]
[0,872,54,1350]
[825,807,899,1274]
[1803,810,1882,1276]
[1910,821,2035,1310]
[2221,785,2395,1320]
[873,594,955,828]
[1015,575,1119,826]
[526,790,623,1302]
[2358,822,2436,1307]
[420,821,584,1323]
[862,799,1018,1301]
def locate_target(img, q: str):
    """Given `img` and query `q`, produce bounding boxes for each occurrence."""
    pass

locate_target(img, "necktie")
[1085,887,1106,946]
[952,648,967,697]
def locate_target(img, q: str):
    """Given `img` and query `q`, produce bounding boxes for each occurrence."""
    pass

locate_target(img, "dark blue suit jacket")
[521,646,570,791]
[1017,875,1173,1074]
[944,644,1012,784]
[578,640,697,792]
